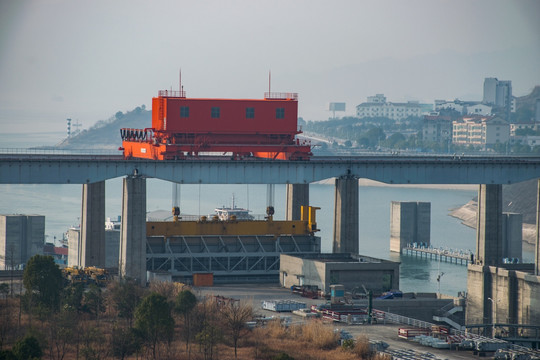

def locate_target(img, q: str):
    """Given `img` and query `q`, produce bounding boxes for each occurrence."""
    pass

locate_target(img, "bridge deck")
[1,154,540,185]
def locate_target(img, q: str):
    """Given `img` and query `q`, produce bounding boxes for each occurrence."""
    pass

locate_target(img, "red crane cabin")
[120,91,312,160]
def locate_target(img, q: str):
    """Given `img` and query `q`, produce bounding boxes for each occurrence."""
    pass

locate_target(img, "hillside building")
[356,94,430,122]
[510,123,539,137]
[0,214,45,269]
[422,114,452,143]
[483,77,514,119]
[452,116,510,148]
[435,100,492,116]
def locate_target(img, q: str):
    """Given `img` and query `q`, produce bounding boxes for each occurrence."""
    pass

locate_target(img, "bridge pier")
[332,176,359,254]
[119,176,147,286]
[476,184,503,266]
[536,179,540,276]
[80,181,106,268]
[286,184,309,221]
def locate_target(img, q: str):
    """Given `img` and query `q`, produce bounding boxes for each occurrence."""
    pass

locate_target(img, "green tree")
[134,293,174,360]
[108,279,144,327]
[194,299,222,360]
[174,290,197,358]
[361,127,386,148]
[111,326,140,360]
[12,335,42,360]
[385,133,406,148]
[23,255,63,316]
[0,349,16,360]
[83,284,106,319]
[515,127,536,136]
[62,283,84,313]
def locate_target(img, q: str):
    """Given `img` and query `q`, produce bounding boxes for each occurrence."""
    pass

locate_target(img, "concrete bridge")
[1,154,540,185]
[2,153,540,329]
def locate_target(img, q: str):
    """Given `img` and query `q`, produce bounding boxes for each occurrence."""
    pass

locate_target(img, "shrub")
[273,353,294,360]
[301,321,339,350]
[352,335,372,358]
[12,335,42,360]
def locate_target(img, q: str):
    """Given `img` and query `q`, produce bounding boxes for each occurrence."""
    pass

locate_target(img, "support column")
[119,176,147,285]
[476,184,503,266]
[333,176,359,254]
[286,184,309,221]
[80,181,105,268]
[534,179,540,276]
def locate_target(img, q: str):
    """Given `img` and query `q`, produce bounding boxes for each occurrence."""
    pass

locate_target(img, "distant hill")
[55,106,151,149]
[515,85,540,114]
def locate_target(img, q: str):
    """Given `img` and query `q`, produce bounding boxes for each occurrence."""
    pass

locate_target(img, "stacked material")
[262,300,307,312]
[413,335,450,349]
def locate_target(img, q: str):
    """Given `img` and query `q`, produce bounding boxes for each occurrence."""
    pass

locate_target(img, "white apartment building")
[356,94,424,121]
[434,100,492,116]
[452,116,509,147]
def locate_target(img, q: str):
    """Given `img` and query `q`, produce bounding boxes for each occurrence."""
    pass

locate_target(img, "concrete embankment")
[450,200,537,251]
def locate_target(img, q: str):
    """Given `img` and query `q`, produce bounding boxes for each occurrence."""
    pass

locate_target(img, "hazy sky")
[1,0,539,134]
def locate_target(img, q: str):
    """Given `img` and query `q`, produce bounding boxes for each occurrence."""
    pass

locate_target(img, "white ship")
[213,194,254,221]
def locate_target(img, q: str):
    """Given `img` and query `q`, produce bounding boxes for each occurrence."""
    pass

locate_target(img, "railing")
[0,148,120,156]
[264,92,298,100]
[158,90,186,98]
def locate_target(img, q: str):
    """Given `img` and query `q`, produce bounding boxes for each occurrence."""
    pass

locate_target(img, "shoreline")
[450,199,536,251]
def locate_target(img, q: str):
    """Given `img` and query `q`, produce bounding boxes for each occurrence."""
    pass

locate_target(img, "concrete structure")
[0,215,44,269]
[475,184,503,267]
[466,264,539,336]
[286,184,309,221]
[356,94,428,121]
[333,176,358,255]
[4,155,540,186]
[67,225,120,269]
[119,176,147,285]
[80,181,106,268]
[422,115,452,144]
[279,253,399,294]
[452,116,510,148]
[502,212,522,262]
[466,179,540,335]
[533,179,540,276]
[434,100,492,116]
[67,227,80,267]
[483,77,513,120]
[390,201,430,253]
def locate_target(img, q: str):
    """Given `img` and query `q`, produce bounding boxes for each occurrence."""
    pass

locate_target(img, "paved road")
[195,284,482,360]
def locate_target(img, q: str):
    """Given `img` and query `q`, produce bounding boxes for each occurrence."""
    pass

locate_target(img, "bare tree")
[220,299,253,359]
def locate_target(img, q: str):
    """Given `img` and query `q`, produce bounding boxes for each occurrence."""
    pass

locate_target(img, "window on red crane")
[180,106,189,118]
[211,107,220,119]
[276,108,285,119]
[246,107,255,119]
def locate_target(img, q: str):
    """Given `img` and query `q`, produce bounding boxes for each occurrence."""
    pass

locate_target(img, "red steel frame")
[120,91,312,160]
